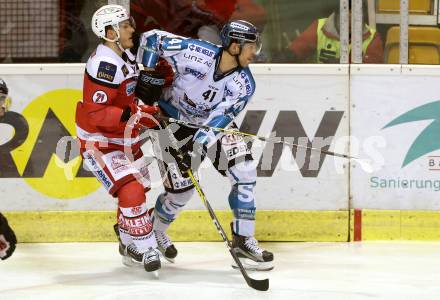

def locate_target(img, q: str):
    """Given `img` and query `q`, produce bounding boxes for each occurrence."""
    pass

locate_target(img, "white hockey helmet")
[91,4,131,42]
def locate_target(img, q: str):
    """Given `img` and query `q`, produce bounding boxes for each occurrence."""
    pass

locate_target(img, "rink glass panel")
[0,0,106,63]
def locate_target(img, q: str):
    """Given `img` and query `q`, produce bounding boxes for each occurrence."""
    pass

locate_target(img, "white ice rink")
[1,242,440,299]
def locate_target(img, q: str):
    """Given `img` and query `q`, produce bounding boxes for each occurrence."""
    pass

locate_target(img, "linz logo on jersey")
[97,61,117,82]
[126,81,136,96]
[188,44,215,57]
[233,76,244,93]
[185,67,205,80]
[183,53,213,67]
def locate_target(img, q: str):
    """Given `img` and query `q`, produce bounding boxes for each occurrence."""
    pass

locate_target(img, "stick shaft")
[156,118,269,290]
[161,116,357,160]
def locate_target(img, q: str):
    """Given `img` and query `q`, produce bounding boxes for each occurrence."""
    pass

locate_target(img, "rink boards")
[1,64,440,241]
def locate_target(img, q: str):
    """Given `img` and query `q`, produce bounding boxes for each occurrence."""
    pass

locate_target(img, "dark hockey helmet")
[0,78,8,95]
[220,20,262,54]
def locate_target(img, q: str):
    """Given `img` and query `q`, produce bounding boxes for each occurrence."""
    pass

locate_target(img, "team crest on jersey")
[121,65,129,77]
[92,90,108,103]
[181,99,211,118]
[130,205,143,216]
[97,61,117,82]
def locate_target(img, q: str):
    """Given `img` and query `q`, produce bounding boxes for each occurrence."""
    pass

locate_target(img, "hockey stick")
[158,116,374,173]
[155,119,269,291]
[186,169,269,291]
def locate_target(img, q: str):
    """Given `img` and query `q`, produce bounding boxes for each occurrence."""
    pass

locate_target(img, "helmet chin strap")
[112,25,126,53]
[103,24,125,53]
[115,40,125,53]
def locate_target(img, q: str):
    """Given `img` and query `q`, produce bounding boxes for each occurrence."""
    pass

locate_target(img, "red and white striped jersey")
[75,44,140,151]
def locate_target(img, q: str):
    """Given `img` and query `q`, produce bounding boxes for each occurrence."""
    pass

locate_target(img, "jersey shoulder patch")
[86,45,127,85]
[97,61,117,82]
[92,90,108,103]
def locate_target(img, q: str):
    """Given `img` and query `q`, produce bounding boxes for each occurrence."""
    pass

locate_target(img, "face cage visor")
[228,31,262,55]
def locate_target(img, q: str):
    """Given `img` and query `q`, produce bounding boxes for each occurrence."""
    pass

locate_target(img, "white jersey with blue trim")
[137,29,256,146]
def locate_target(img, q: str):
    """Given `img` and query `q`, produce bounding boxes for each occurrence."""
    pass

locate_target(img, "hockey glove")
[0,213,17,260]
[135,70,165,105]
[138,105,162,128]
[121,104,161,129]
[175,142,206,173]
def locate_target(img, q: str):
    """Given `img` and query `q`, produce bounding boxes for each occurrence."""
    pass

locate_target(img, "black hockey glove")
[175,142,206,173]
[0,213,17,260]
[135,70,165,106]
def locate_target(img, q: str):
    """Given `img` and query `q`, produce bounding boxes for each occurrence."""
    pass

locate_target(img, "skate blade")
[157,249,175,263]
[231,257,274,271]
[162,256,175,263]
[150,270,159,278]
[122,255,141,268]
[122,255,162,278]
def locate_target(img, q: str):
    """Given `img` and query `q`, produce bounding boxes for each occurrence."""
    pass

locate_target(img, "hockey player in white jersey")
[137,20,274,271]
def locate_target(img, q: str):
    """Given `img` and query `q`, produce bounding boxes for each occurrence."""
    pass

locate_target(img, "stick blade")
[230,249,270,291]
[247,277,269,291]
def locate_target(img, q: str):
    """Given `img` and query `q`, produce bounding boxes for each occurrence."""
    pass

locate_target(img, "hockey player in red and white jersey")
[75,4,165,273]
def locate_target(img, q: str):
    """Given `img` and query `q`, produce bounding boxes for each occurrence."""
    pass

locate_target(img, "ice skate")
[118,241,138,267]
[121,243,161,273]
[114,224,137,268]
[154,230,178,263]
[231,223,274,271]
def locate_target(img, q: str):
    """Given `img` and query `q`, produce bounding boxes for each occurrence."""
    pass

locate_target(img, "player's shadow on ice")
[53,264,250,288]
